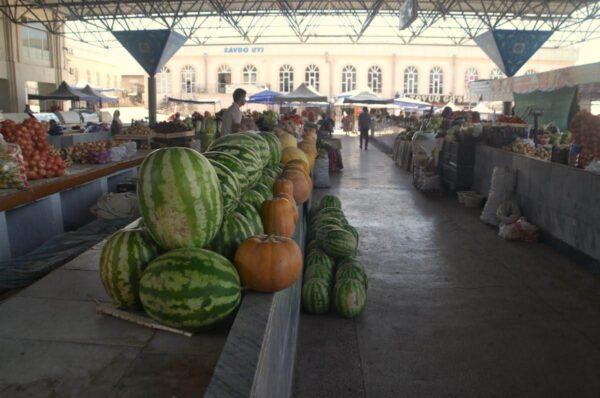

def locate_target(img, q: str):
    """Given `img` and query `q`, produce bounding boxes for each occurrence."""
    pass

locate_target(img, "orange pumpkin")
[260,196,297,238]
[275,192,299,222]
[298,140,316,156]
[234,235,302,292]
[285,159,310,175]
[274,177,294,197]
[282,168,311,204]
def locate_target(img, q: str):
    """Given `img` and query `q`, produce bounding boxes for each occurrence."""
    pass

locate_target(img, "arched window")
[218,65,231,93]
[368,66,382,93]
[181,65,195,94]
[524,69,536,76]
[279,65,294,93]
[305,64,320,91]
[157,67,171,95]
[404,66,418,95]
[490,68,503,80]
[429,67,443,95]
[243,64,257,85]
[341,65,356,93]
[464,67,479,91]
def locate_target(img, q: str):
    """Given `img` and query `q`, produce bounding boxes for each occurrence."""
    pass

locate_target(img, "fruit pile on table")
[301,195,367,318]
[99,127,318,331]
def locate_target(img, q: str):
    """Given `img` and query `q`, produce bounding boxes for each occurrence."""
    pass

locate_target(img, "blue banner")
[475,30,552,77]
[113,30,187,76]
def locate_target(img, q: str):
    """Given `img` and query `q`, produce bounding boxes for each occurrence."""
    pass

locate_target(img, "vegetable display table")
[0,151,150,260]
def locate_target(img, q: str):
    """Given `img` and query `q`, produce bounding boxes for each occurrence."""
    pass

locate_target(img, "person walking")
[358,107,371,150]
[220,88,246,136]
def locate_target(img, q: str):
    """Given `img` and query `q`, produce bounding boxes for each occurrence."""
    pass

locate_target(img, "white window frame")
[305,64,320,91]
[341,65,357,93]
[368,66,382,93]
[464,67,479,91]
[157,66,171,95]
[181,65,196,94]
[429,67,444,95]
[404,66,418,95]
[218,65,232,93]
[243,64,257,85]
[280,65,294,93]
[490,68,503,80]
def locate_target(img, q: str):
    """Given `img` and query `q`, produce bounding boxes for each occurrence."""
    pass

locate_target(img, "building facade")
[152,43,579,107]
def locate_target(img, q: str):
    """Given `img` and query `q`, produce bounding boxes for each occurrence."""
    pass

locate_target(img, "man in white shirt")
[220,88,246,136]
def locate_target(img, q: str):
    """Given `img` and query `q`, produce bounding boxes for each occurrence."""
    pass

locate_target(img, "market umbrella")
[444,101,463,111]
[471,102,495,114]
[27,81,97,102]
[276,83,328,103]
[80,85,119,105]
[343,90,393,104]
[393,96,432,110]
[248,89,282,104]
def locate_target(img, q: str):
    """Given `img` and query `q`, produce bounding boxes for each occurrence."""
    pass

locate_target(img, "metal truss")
[0,0,599,48]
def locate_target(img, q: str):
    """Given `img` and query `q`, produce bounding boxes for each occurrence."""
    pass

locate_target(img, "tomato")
[56,168,65,177]
[38,169,46,177]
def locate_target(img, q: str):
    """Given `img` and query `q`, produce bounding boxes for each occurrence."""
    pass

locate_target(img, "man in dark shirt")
[358,107,371,150]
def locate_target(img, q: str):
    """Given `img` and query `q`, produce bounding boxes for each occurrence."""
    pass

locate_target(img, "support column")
[148,75,157,124]
[391,53,398,98]
[450,54,457,95]
[204,52,209,93]
[3,19,19,112]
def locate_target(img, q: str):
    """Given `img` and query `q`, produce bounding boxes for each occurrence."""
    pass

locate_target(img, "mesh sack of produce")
[313,155,330,188]
[480,166,516,226]
[0,139,28,189]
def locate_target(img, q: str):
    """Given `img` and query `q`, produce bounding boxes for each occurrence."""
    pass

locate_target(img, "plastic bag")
[90,192,139,220]
[584,160,600,175]
[496,199,521,225]
[480,166,516,226]
[498,217,539,242]
[412,131,436,158]
[0,137,28,189]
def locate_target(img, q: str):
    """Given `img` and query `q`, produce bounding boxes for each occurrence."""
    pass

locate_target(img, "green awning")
[514,86,578,131]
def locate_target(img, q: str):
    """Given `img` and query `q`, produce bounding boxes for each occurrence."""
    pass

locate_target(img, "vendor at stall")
[47,119,63,136]
[318,112,335,139]
[220,88,246,136]
[110,110,123,136]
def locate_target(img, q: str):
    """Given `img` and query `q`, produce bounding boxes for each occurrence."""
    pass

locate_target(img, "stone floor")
[293,136,600,398]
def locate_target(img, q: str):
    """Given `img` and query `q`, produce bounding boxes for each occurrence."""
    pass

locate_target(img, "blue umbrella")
[248,89,282,104]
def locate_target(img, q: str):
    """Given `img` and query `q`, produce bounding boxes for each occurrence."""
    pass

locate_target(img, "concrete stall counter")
[473,145,600,265]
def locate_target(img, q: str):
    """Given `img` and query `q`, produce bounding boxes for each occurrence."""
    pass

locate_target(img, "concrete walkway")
[293,136,600,397]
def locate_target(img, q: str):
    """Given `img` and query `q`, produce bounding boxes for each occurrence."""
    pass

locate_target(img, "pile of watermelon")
[98,130,311,332]
[302,195,367,318]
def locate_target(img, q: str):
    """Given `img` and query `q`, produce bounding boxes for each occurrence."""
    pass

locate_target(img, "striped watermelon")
[253,182,273,201]
[344,224,359,248]
[137,148,223,250]
[204,151,249,190]
[319,195,342,210]
[241,189,265,210]
[312,207,346,223]
[305,240,318,255]
[305,249,335,273]
[334,278,366,318]
[262,167,279,179]
[244,131,271,167]
[316,225,358,259]
[308,218,346,243]
[259,172,275,190]
[208,160,241,213]
[211,212,256,259]
[302,278,330,314]
[209,133,260,154]
[259,131,282,166]
[336,261,368,290]
[304,263,334,286]
[99,229,161,309]
[210,144,262,186]
[139,248,241,330]
[235,201,264,236]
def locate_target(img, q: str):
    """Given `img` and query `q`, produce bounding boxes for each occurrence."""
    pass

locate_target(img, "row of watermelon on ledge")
[99,128,319,332]
[302,195,367,318]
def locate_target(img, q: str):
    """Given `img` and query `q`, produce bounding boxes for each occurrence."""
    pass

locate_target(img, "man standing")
[220,88,246,136]
[358,107,371,150]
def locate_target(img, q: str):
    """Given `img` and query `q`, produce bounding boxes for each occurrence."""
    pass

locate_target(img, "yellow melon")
[282,147,310,171]
[278,133,297,150]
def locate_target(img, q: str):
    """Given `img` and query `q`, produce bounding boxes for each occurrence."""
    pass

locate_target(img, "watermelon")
[305,249,335,272]
[209,133,261,155]
[241,189,265,210]
[308,219,346,243]
[305,240,318,255]
[259,172,275,190]
[208,159,241,213]
[304,263,334,286]
[139,248,241,330]
[262,167,279,179]
[244,131,271,167]
[211,212,256,259]
[253,182,273,201]
[334,279,366,318]
[344,224,359,248]
[273,164,283,174]
[302,278,330,314]
[319,195,342,210]
[259,131,282,166]
[210,144,262,186]
[99,229,161,309]
[316,225,358,259]
[312,207,346,223]
[235,201,263,236]
[204,151,249,190]
[336,261,368,290]
[138,147,223,250]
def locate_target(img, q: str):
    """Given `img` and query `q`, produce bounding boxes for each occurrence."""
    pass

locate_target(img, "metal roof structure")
[1,0,599,48]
